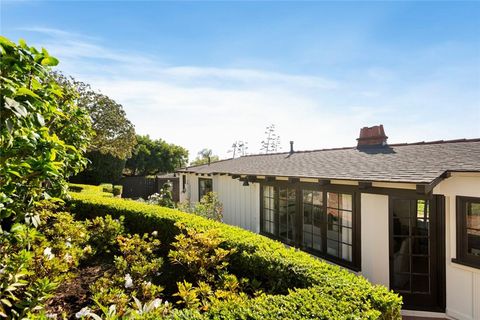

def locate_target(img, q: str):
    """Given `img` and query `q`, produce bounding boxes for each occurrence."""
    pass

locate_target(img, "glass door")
[389,196,445,312]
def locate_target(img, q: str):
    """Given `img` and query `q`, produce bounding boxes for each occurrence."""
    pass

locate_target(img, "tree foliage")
[190,148,220,166]
[70,151,126,184]
[125,135,188,176]
[0,36,92,228]
[53,73,136,160]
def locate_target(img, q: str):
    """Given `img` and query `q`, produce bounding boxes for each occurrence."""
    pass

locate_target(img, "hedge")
[68,184,402,319]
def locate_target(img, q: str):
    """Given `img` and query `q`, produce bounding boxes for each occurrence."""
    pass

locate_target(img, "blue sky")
[2,1,480,159]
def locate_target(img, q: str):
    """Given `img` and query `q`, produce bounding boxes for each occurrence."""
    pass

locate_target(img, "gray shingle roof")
[179,139,480,184]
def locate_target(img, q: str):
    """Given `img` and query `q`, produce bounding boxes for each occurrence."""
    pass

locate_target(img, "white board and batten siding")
[180,173,260,233]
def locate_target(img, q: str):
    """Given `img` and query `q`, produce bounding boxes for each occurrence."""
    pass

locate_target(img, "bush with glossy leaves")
[0,36,92,229]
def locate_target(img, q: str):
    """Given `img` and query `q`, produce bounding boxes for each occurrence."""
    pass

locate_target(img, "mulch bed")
[45,262,112,319]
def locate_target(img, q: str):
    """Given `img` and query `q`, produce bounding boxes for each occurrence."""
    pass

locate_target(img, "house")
[177,125,480,319]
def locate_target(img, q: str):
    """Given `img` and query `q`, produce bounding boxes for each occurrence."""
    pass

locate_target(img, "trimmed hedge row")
[68,184,402,319]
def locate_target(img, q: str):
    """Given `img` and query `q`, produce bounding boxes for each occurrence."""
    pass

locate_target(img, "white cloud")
[19,27,480,161]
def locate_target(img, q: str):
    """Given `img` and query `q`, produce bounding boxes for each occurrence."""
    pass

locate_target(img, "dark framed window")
[279,187,296,243]
[198,178,212,200]
[326,192,353,262]
[455,196,480,268]
[260,182,360,270]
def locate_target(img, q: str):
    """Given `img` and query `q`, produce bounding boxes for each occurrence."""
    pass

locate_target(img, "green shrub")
[86,215,125,255]
[68,184,402,319]
[113,185,123,197]
[178,192,223,222]
[100,183,114,194]
[90,232,163,314]
[68,183,113,198]
[0,36,92,228]
[169,223,235,284]
[0,215,88,318]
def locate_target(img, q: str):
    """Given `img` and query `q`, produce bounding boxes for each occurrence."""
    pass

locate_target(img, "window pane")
[393,254,410,273]
[393,199,411,219]
[393,237,410,255]
[339,194,352,211]
[327,224,339,241]
[303,190,313,203]
[279,188,295,242]
[413,218,429,237]
[267,186,274,197]
[341,244,352,261]
[467,228,480,257]
[341,210,352,227]
[302,189,325,253]
[393,218,410,236]
[303,231,311,246]
[392,273,410,292]
[341,226,352,244]
[327,239,339,257]
[262,186,276,236]
[313,205,323,226]
[263,197,270,210]
[327,192,339,208]
[304,203,313,225]
[417,200,429,219]
[327,208,340,225]
[313,191,323,206]
[313,232,322,251]
[412,237,429,255]
[199,178,213,198]
[467,203,480,229]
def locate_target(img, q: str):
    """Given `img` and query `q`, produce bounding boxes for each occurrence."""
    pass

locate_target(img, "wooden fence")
[119,175,179,202]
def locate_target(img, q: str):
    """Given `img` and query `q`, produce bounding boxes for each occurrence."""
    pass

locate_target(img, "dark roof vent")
[357,125,388,147]
[290,141,294,154]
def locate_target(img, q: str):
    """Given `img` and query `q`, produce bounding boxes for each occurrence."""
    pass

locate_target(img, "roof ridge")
[236,137,480,159]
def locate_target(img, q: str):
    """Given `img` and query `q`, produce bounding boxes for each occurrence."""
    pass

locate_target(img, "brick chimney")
[357,125,388,147]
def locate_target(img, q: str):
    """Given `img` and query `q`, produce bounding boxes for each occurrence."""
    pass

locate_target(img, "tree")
[54,73,136,159]
[125,135,189,176]
[227,140,248,158]
[260,124,281,154]
[54,73,136,183]
[0,36,93,227]
[72,151,126,184]
[190,149,220,166]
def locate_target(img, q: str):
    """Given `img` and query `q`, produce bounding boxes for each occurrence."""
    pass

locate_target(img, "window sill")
[451,258,480,271]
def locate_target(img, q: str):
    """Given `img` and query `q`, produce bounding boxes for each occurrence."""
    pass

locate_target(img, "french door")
[389,195,445,312]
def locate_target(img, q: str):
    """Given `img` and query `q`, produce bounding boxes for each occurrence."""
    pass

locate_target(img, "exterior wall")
[214,176,260,233]
[179,173,260,233]
[434,173,480,320]
[360,193,390,287]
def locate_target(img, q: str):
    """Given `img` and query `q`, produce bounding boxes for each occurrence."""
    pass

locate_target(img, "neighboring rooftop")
[178,137,480,184]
